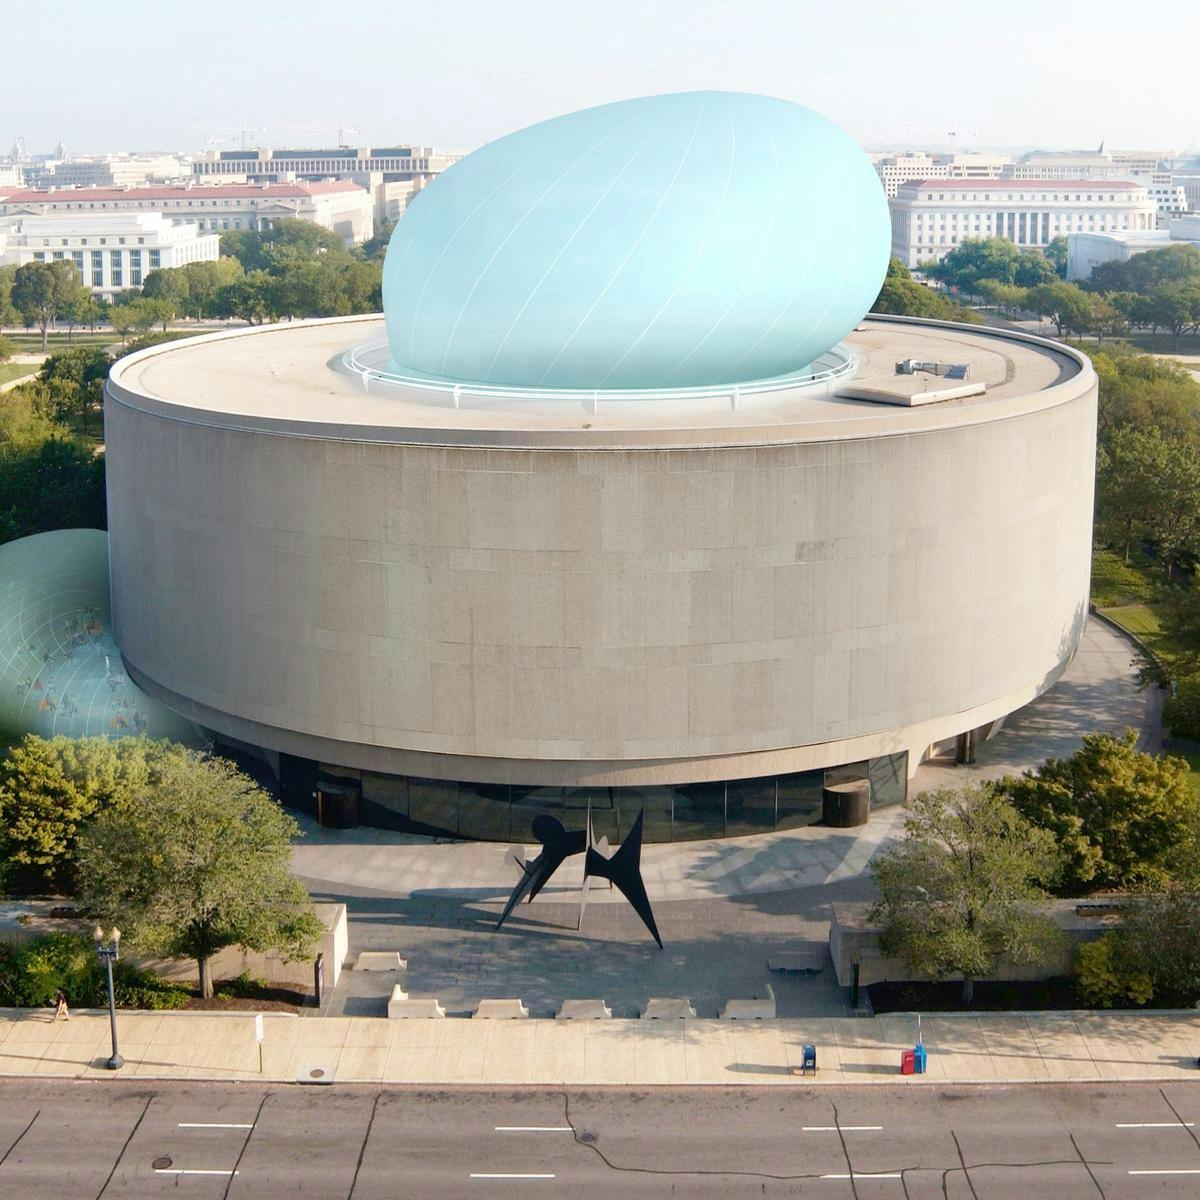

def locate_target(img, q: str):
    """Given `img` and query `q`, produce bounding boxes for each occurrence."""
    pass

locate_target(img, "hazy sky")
[10,0,1199,157]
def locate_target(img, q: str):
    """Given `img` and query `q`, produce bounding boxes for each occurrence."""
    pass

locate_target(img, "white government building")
[0,212,217,299]
[1067,214,1200,281]
[890,179,1158,266]
[0,180,374,245]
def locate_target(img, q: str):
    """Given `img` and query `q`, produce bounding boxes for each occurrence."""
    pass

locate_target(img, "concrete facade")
[104,316,1097,796]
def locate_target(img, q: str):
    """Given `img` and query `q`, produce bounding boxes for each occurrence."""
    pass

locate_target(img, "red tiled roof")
[898,178,1145,191]
[0,180,366,203]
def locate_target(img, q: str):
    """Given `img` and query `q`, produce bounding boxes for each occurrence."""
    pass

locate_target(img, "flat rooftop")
[107,315,1090,450]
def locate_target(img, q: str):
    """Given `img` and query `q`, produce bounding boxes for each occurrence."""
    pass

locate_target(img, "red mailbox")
[900,1049,916,1075]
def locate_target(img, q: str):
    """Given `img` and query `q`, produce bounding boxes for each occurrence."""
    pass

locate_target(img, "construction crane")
[195,124,266,151]
[337,124,360,148]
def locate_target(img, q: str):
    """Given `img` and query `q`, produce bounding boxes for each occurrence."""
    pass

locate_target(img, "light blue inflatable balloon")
[383,91,889,390]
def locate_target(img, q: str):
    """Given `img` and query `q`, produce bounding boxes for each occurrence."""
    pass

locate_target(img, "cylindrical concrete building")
[104,313,1096,841]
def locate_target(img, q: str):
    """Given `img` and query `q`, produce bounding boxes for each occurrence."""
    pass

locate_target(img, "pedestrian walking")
[54,988,70,1021]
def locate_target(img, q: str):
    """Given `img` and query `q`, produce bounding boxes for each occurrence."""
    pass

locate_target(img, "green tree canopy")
[0,435,106,545]
[1088,243,1200,295]
[871,258,982,323]
[1024,281,1095,338]
[870,785,1060,1004]
[78,752,322,996]
[11,260,88,351]
[0,736,189,890]
[995,731,1198,893]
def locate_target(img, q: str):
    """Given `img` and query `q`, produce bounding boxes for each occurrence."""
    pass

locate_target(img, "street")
[3,1080,1200,1197]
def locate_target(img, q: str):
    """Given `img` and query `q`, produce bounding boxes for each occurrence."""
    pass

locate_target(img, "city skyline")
[10,0,1200,157]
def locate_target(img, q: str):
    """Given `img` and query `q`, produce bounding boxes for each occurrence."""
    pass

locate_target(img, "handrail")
[340,339,858,408]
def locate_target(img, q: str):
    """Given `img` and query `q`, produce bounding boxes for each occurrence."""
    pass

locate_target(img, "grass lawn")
[0,363,39,385]
[3,332,117,351]
[1090,547,1159,608]
[1099,603,1162,641]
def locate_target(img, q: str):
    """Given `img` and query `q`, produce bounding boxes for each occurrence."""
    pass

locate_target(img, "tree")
[361,217,396,261]
[1116,889,1200,1006]
[1089,243,1200,295]
[871,785,1060,1004]
[872,258,982,323]
[926,238,1021,293]
[1045,236,1069,279]
[1025,281,1094,339]
[140,268,190,327]
[11,260,88,351]
[0,333,16,363]
[0,736,187,890]
[78,753,322,997]
[977,279,1027,317]
[1091,348,1200,444]
[0,263,18,328]
[0,435,107,546]
[1013,250,1057,289]
[38,347,112,437]
[108,305,137,347]
[996,731,1198,893]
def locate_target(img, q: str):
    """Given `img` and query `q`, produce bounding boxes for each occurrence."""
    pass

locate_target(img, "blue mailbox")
[801,1044,817,1075]
[913,1043,927,1074]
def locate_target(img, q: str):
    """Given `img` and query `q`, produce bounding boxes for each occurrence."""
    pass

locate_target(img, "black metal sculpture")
[495,808,663,948]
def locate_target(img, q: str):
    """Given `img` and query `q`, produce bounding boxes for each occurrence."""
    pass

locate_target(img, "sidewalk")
[3,1008,1199,1087]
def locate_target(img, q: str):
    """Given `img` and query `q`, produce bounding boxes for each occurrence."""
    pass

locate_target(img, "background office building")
[890,179,1157,265]
[0,180,374,244]
[0,212,217,299]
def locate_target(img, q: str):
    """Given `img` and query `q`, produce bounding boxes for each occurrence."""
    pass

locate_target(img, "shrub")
[214,971,269,999]
[1,932,189,1009]
[1165,675,1200,740]
[1074,934,1153,1007]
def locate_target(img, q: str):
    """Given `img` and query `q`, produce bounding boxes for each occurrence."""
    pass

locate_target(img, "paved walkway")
[293,616,1155,905]
[3,1008,1199,1086]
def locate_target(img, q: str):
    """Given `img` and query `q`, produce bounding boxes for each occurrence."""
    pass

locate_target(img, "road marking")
[178,1123,256,1129]
[155,1169,240,1176]
[470,1173,556,1179]
[803,1125,883,1132]
[1129,1169,1200,1175]
[1116,1122,1195,1128]
[494,1126,573,1132]
[822,1174,901,1180]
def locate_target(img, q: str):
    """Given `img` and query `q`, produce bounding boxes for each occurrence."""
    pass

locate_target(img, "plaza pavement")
[2,1007,1199,1087]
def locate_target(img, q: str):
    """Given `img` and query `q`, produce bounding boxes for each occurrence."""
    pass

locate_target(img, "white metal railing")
[340,339,857,411]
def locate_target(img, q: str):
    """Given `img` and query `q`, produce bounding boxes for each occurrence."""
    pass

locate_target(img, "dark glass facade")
[275,751,909,843]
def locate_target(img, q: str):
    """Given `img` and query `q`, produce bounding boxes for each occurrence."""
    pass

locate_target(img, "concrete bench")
[387,986,445,1019]
[474,998,530,1019]
[719,983,776,1020]
[641,997,696,1020]
[556,999,612,1019]
[355,951,408,971]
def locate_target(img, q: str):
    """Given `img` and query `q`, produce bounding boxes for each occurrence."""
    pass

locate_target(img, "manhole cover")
[578,1132,597,1145]
[152,1156,173,1170]
[308,1068,326,1079]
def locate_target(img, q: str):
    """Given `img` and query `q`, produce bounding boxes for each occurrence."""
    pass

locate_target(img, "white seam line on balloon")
[402,114,607,363]
[596,98,736,388]
[444,105,665,383]
[656,98,782,388]
[533,100,704,388]
[719,100,824,379]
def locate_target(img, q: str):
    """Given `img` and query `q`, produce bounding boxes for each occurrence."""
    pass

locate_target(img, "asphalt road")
[3,1079,1200,1198]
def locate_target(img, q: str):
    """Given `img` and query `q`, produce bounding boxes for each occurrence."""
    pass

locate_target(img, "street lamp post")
[93,926,123,1070]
